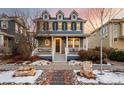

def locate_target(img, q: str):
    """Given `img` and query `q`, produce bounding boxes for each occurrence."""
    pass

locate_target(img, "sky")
[0,8,124,33]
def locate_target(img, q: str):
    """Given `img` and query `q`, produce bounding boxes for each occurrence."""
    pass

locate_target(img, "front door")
[55,38,61,53]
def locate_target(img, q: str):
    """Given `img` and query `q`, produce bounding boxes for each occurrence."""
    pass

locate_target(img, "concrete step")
[54,54,66,62]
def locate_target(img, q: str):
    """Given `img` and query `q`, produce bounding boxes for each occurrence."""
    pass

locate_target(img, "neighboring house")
[33,10,89,62]
[88,18,124,50]
[0,13,27,55]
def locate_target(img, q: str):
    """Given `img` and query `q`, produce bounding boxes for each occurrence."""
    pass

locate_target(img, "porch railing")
[32,47,52,56]
[67,47,84,55]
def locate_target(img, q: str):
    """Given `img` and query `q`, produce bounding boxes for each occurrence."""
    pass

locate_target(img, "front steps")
[54,54,66,62]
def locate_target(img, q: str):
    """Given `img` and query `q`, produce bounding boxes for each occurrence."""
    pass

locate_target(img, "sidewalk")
[0,62,111,71]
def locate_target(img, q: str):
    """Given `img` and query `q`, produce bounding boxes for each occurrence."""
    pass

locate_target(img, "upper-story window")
[71,22,76,31]
[70,10,78,20]
[80,22,83,30]
[53,22,58,31]
[1,20,8,29]
[43,22,49,31]
[73,15,76,19]
[62,22,67,31]
[59,15,61,19]
[56,10,64,20]
[42,10,50,20]
[44,15,48,19]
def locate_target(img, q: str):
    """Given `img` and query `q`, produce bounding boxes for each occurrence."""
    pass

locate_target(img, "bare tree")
[85,8,123,74]
[6,8,43,59]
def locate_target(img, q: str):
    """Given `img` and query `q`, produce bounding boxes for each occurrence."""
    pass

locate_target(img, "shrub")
[94,47,115,57]
[109,50,124,62]
[29,55,41,62]
[78,50,107,62]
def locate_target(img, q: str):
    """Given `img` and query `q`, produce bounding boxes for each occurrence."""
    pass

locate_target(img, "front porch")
[0,34,15,55]
[32,36,88,62]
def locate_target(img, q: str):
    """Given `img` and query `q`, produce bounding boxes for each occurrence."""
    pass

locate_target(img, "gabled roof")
[0,13,8,18]
[56,10,64,16]
[70,10,79,17]
[42,10,51,17]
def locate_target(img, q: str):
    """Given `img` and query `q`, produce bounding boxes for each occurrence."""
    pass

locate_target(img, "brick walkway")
[36,70,76,85]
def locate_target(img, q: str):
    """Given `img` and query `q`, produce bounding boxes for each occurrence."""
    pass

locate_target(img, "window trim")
[45,39,50,47]
[68,38,80,48]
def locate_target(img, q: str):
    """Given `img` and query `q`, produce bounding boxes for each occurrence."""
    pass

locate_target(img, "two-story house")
[0,13,27,55]
[88,18,124,50]
[32,10,89,62]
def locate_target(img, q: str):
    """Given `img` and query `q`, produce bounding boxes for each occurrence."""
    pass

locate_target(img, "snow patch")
[74,70,124,84]
[0,70,43,84]
[30,60,51,65]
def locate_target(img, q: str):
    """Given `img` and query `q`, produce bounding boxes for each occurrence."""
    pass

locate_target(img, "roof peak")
[56,10,64,16]
[70,10,79,16]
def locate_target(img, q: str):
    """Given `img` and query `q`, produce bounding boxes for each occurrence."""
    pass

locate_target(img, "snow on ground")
[68,60,83,66]
[29,60,51,65]
[74,70,124,84]
[73,70,98,84]
[0,70,43,84]
[69,60,111,66]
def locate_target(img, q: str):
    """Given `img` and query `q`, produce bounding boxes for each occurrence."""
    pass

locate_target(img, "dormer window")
[59,15,61,19]
[43,14,49,20]
[42,10,50,20]
[70,10,78,20]
[45,15,48,19]
[73,15,76,19]
[56,10,64,20]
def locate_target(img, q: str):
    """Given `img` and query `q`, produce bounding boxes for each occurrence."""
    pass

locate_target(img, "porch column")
[65,36,68,61]
[0,35,4,46]
[85,37,88,50]
[52,36,54,62]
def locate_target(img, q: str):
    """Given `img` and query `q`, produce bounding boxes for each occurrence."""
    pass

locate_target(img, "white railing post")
[65,36,68,62]
[52,36,54,62]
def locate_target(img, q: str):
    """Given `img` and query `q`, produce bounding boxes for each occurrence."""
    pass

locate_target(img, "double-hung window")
[53,22,58,31]
[71,22,76,31]
[62,22,67,31]
[68,38,80,48]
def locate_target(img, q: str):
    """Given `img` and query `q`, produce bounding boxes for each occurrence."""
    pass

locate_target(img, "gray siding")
[0,20,15,35]
[8,20,15,35]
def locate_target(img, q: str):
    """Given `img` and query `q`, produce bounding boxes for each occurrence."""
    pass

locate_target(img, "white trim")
[52,36,54,62]
[38,54,52,56]
[68,54,79,56]
[65,36,68,62]
[0,35,4,46]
